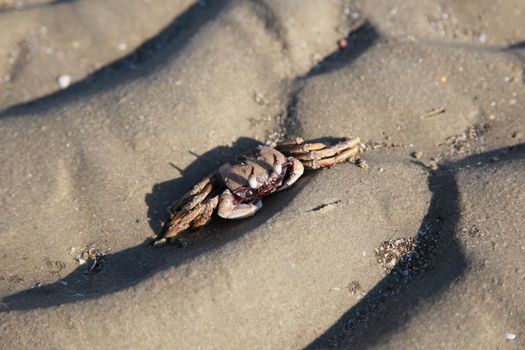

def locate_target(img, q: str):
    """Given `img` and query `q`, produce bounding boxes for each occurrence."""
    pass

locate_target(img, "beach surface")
[0,0,524,349]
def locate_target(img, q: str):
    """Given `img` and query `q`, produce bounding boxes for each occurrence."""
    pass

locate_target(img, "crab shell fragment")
[152,137,362,245]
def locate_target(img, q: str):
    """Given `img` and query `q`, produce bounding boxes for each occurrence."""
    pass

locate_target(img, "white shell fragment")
[57,74,72,89]
[505,332,516,340]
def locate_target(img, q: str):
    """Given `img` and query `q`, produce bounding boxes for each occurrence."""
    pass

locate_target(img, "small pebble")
[411,151,423,160]
[355,158,368,169]
[479,32,487,43]
[118,43,128,51]
[57,75,71,89]
[378,167,385,173]
[348,281,362,295]
[338,38,348,49]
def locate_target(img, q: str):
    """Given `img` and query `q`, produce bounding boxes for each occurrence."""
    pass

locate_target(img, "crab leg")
[218,189,262,219]
[277,137,361,169]
[191,195,219,229]
[162,204,205,239]
[153,174,222,242]
[293,138,360,160]
[178,183,213,212]
[301,146,359,169]
[277,142,327,153]
[274,137,305,147]
[168,176,213,215]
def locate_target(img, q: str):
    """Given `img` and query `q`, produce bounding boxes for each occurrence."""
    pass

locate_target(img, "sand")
[0,0,195,108]
[0,0,524,349]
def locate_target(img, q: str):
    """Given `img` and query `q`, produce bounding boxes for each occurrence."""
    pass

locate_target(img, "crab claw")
[218,189,262,219]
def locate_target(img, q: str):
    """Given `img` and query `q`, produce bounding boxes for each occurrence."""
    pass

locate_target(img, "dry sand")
[0,0,524,349]
[0,0,195,108]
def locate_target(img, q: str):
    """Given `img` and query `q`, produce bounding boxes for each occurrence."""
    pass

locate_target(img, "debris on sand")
[355,157,368,169]
[306,200,341,213]
[461,225,480,237]
[347,281,363,296]
[71,246,109,273]
[420,107,446,119]
[442,124,489,155]
[375,238,416,271]
[44,258,66,277]
[252,90,269,105]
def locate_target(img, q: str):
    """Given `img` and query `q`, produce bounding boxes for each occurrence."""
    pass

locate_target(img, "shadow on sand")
[0,0,232,117]
[306,143,525,349]
[0,136,316,312]
[0,5,379,314]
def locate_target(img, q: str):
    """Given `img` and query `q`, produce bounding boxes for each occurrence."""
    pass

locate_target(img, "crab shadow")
[306,143,525,349]
[0,137,314,312]
[145,136,261,235]
[145,136,348,235]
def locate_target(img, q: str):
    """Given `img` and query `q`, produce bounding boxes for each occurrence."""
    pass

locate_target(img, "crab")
[152,136,361,245]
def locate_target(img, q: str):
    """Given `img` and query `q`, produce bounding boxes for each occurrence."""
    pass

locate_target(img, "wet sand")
[0,0,524,349]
